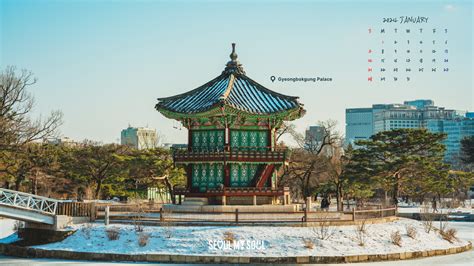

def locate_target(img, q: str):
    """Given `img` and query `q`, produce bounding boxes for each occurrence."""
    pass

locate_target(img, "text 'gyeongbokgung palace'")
[155,44,305,206]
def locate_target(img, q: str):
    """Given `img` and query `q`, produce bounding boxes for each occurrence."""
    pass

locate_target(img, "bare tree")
[0,66,63,188]
[325,144,350,211]
[0,66,63,151]
[280,120,342,200]
[275,122,297,143]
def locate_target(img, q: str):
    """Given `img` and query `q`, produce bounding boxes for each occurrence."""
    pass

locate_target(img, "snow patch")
[32,218,469,257]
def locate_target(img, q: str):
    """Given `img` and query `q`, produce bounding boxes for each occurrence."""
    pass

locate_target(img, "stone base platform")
[162,204,298,213]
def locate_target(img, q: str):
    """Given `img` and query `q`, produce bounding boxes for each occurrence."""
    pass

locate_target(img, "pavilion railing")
[172,146,288,163]
[174,186,289,196]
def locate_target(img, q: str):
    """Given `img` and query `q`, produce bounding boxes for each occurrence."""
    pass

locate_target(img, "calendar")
[368,16,449,82]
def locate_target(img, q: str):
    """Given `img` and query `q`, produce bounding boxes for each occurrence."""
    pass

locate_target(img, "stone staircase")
[181,197,209,206]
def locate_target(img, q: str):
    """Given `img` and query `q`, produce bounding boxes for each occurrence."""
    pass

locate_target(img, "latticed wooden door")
[192,163,224,192]
[230,130,268,150]
[192,130,225,151]
[230,163,258,187]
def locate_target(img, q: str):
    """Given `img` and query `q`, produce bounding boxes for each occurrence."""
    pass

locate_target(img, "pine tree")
[350,128,449,205]
[461,136,474,166]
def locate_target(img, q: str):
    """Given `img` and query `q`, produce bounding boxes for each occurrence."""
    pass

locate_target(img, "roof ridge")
[219,74,235,102]
[242,75,301,101]
[157,74,226,102]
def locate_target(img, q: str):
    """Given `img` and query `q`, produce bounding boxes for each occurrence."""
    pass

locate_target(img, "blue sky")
[1,0,472,144]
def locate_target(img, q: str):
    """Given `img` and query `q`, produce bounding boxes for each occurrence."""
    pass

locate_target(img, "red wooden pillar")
[224,164,231,187]
[186,165,193,190]
[225,126,230,151]
[267,129,273,151]
[269,164,274,188]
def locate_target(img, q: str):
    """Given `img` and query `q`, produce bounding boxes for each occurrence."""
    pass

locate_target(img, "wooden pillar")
[222,195,226,205]
[269,165,274,188]
[225,127,230,151]
[253,195,257,206]
[188,129,192,151]
[104,206,110,226]
[224,164,231,187]
[186,165,192,190]
[267,129,273,151]
[273,128,277,150]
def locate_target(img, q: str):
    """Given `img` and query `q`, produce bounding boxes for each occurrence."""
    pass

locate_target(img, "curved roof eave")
[156,102,305,120]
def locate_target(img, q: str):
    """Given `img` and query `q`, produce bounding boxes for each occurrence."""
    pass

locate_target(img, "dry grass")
[131,200,145,233]
[405,225,417,239]
[440,228,458,243]
[302,238,314,249]
[83,223,93,239]
[438,215,448,233]
[134,220,144,232]
[354,220,368,246]
[106,227,120,241]
[420,205,435,233]
[162,226,173,239]
[223,231,236,244]
[390,230,402,247]
[357,219,368,234]
[138,232,150,247]
[312,213,335,240]
[160,209,173,238]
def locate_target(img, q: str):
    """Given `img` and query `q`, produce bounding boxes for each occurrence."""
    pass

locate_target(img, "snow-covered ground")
[0,218,16,238]
[397,200,473,214]
[0,218,472,265]
[397,206,473,214]
[30,218,468,257]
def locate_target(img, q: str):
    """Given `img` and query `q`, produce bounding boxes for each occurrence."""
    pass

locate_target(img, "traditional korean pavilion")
[156,44,305,205]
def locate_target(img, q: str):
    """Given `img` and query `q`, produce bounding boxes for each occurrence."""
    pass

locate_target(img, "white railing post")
[40,198,45,212]
[27,196,31,208]
[13,193,18,207]
[53,201,58,214]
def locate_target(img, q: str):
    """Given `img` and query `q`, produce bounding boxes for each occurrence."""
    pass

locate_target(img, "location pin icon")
[270,76,276,82]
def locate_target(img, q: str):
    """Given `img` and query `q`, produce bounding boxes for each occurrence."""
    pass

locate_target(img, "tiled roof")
[156,44,303,115]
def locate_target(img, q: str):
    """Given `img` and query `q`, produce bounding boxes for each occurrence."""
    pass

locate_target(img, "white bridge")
[0,188,60,225]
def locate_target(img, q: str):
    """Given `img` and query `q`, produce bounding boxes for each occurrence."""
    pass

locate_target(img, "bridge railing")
[0,188,60,215]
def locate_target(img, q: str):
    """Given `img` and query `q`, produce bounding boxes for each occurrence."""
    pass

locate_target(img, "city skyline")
[1,0,472,145]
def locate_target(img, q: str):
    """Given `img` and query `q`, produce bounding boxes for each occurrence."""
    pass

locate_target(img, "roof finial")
[223,43,245,75]
[230,43,238,61]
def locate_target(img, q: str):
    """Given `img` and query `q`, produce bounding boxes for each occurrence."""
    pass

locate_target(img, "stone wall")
[16,228,75,246]
[0,242,471,264]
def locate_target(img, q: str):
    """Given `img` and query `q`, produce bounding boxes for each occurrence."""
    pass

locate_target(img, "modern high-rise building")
[345,100,464,146]
[427,114,474,164]
[305,126,324,146]
[403,99,434,109]
[345,108,373,146]
[305,125,336,156]
[120,126,158,150]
